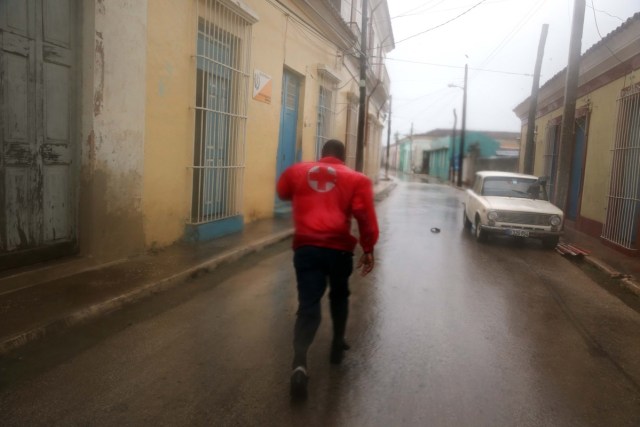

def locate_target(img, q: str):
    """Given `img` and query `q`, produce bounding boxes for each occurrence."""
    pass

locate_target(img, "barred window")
[191,1,253,224]
[602,83,640,250]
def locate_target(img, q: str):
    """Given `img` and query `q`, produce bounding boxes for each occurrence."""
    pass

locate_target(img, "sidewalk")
[0,177,638,356]
[0,179,397,355]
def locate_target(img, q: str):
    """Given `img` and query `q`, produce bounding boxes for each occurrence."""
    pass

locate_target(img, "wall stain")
[87,130,96,168]
[79,166,145,263]
[94,31,104,116]
[16,219,29,249]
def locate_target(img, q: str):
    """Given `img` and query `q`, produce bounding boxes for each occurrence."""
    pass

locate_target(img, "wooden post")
[385,95,392,178]
[555,0,585,210]
[457,64,468,187]
[355,0,368,172]
[524,24,549,175]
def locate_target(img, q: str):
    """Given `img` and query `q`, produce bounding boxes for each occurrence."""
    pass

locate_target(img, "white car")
[463,171,564,249]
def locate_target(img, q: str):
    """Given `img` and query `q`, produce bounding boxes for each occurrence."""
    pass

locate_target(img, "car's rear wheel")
[542,236,559,249]
[463,210,472,229]
[475,216,488,242]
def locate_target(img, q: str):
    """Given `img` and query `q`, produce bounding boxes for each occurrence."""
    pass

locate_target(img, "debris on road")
[556,243,591,257]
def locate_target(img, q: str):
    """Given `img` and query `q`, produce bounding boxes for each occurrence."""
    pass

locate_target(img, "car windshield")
[481,176,549,200]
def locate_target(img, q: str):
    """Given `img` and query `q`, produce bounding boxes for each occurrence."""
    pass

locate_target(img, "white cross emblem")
[307,166,337,192]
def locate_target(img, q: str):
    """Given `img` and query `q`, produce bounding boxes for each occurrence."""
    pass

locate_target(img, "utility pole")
[555,0,585,209]
[355,0,368,172]
[457,63,468,187]
[451,108,457,183]
[524,24,549,175]
[410,123,414,174]
[385,95,392,179]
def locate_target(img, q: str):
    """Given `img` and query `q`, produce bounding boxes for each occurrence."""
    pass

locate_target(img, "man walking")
[276,139,379,399]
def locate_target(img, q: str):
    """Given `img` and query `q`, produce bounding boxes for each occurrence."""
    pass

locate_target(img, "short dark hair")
[321,139,346,161]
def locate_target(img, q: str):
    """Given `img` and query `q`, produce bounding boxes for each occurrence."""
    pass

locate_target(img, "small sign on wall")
[253,70,272,104]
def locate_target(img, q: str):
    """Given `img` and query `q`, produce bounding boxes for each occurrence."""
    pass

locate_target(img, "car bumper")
[480,225,563,238]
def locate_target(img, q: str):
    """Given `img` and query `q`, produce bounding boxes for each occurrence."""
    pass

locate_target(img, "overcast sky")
[385,0,640,139]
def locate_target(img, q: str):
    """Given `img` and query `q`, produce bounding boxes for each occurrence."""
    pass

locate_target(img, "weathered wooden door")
[0,0,76,269]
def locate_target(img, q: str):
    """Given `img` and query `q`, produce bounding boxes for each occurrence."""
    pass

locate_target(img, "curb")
[584,256,624,278]
[582,255,640,298]
[0,229,294,356]
[621,277,640,296]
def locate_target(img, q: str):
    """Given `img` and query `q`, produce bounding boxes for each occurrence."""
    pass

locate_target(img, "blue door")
[275,70,300,213]
[567,117,587,220]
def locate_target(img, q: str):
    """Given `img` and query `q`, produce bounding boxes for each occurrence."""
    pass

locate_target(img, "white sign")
[253,70,272,104]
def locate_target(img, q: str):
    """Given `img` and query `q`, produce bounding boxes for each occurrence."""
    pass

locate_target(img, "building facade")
[0,0,394,270]
[514,13,640,254]
[388,129,519,184]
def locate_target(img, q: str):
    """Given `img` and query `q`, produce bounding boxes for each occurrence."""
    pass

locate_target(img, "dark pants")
[292,246,353,368]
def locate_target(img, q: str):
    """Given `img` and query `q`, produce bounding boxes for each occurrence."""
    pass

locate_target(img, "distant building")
[386,129,520,184]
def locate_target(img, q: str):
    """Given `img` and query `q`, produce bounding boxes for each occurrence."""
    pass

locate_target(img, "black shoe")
[330,341,350,365]
[290,366,308,399]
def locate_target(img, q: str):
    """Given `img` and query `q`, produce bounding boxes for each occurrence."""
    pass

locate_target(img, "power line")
[478,0,548,70]
[589,0,625,64]
[390,0,490,47]
[392,0,513,20]
[391,0,448,19]
[587,3,624,21]
[383,57,533,76]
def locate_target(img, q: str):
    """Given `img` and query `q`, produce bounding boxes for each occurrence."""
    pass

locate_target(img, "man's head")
[321,139,346,162]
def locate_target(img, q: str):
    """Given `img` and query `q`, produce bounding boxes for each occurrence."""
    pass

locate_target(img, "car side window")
[473,176,482,194]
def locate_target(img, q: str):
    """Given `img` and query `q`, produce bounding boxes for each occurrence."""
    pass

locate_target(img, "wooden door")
[0,0,76,269]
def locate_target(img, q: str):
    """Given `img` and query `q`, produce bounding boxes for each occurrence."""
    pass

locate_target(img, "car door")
[465,175,483,220]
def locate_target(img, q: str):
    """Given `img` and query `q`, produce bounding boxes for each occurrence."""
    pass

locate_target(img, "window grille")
[316,82,335,159]
[190,0,252,224]
[345,99,358,169]
[602,83,640,250]
[542,122,560,202]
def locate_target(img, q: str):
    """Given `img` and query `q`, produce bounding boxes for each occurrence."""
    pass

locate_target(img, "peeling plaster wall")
[79,0,148,262]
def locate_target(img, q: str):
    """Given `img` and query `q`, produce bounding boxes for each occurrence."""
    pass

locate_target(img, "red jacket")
[277,157,379,253]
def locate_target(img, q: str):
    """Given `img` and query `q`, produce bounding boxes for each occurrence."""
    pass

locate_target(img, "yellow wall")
[141,0,383,246]
[517,124,527,172]
[143,0,194,247]
[242,1,287,222]
[531,69,639,224]
[242,0,363,221]
[581,70,639,221]
[533,113,555,178]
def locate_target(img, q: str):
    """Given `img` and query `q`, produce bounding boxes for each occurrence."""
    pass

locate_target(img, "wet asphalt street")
[1,180,640,426]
